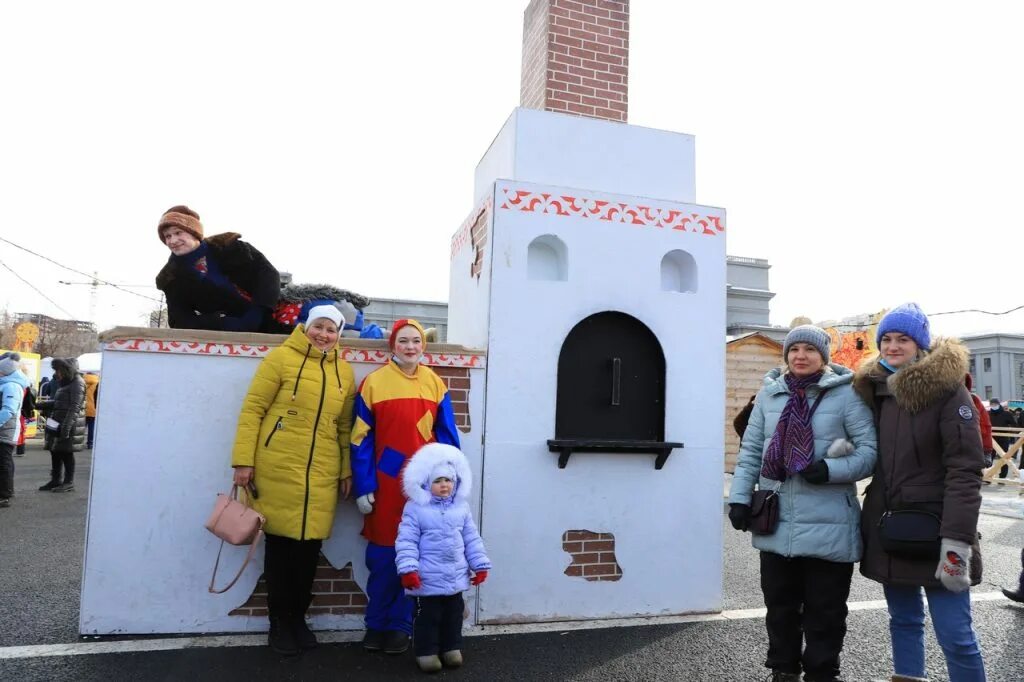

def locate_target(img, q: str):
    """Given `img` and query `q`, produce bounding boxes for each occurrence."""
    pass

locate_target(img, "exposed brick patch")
[469,206,489,280]
[520,0,629,123]
[230,556,366,617]
[561,530,622,582]
[432,366,472,433]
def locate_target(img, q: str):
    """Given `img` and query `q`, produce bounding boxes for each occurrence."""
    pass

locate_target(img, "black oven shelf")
[547,439,683,470]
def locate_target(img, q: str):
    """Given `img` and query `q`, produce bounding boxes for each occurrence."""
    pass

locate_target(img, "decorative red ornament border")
[451,196,493,259]
[498,188,725,235]
[103,338,485,368]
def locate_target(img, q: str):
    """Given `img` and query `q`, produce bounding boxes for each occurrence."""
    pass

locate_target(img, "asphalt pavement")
[2,440,1023,681]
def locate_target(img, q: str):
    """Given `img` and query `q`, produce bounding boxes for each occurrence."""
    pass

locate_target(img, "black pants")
[263,533,321,619]
[414,593,464,656]
[760,551,853,681]
[49,450,75,483]
[0,442,14,498]
[86,416,95,448]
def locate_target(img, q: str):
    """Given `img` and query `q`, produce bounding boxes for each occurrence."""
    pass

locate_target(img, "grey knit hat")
[0,352,21,377]
[783,325,831,364]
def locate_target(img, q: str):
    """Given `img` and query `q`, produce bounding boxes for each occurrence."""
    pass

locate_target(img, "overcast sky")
[1,1,1020,338]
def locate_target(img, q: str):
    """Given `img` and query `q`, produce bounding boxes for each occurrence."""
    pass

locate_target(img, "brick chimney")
[520,0,629,123]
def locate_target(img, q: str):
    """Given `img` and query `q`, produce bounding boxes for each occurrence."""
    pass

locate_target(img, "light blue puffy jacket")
[728,364,878,563]
[0,370,29,445]
[395,444,491,596]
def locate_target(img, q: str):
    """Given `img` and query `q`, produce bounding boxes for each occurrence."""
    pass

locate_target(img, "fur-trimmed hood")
[854,337,969,414]
[278,283,371,309]
[401,443,472,506]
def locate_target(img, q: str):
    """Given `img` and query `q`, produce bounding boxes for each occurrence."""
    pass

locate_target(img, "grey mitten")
[935,538,972,593]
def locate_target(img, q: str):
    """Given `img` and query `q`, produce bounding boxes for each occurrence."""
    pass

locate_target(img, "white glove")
[356,492,375,515]
[935,538,972,593]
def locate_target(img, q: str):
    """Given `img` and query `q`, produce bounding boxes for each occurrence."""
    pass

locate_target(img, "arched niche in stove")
[527,234,568,282]
[547,311,682,469]
[660,249,697,293]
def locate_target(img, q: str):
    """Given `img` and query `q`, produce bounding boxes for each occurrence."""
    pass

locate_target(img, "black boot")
[362,628,385,651]
[383,630,410,654]
[290,617,318,650]
[39,474,60,491]
[268,617,300,656]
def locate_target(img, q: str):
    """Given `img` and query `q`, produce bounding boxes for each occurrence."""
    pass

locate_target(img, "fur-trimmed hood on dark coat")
[854,338,986,588]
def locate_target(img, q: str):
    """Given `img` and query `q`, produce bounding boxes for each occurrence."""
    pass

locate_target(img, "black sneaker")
[39,481,60,491]
[1003,587,1024,604]
[382,630,409,654]
[268,617,300,656]
[291,617,318,650]
[0,498,10,508]
[52,482,75,493]
[362,628,385,652]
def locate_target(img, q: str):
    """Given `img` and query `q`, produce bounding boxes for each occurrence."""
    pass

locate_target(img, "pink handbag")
[205,485,265,594]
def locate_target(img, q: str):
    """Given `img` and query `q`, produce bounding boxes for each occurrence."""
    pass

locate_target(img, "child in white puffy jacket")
[396,443,491,673]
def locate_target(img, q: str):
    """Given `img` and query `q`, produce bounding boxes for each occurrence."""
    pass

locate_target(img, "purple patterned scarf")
[761,371,824,481]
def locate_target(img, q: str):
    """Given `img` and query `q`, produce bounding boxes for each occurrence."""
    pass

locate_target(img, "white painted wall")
[447,203,494,350]
[80,343,485,635]
[473,108,696,206]
[475,178,725,622]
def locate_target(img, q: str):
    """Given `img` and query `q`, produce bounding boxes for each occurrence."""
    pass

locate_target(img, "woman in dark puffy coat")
[854,303,986,682]
[36,357,86,492]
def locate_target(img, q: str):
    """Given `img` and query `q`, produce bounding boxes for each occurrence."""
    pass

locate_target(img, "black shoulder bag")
[750,387,830,536]
[875,417,942,559]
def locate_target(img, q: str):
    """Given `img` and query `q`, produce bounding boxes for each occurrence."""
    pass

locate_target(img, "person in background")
[988,397,1016,479]
[351,319,461,655]
[155,205,283,333]
[0,352,30,508]
[83,372,99,449]
[964,375,992,468]
[15,382,36,457]
[36,358,86,493]
[728,325,877,682]
[39,375,55,399]
[854,303,986,682]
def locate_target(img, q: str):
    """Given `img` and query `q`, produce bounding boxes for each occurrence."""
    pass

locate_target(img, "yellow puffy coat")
[231,325,355,540]
[84,373,99,418]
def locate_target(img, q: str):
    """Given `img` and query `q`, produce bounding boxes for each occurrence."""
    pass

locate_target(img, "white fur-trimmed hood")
[401,443,472,506]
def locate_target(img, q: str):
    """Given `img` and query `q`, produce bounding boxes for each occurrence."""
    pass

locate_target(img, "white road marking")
[0,592,1008,660]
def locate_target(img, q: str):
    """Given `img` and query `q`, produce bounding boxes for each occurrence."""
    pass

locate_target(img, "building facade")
[962,333,1024,402]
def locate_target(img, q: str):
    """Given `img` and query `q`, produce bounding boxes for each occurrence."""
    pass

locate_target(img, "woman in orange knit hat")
[350,319,461,655]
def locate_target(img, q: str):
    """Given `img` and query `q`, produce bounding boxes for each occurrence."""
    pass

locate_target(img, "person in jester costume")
[351,318,461,654]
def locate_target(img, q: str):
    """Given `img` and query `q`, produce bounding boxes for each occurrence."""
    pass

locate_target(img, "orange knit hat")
[158,205,204,243]
[389,318,426,350]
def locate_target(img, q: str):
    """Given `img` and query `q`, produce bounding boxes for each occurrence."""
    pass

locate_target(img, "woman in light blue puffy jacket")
[728,325,878,682]
[396,443,491,673]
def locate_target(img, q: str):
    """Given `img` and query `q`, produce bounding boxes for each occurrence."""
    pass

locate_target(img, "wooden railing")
[983,426,1024,493]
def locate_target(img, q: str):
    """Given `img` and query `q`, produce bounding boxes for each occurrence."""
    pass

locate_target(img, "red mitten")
[470,570,488,586]
[400,572,421,590]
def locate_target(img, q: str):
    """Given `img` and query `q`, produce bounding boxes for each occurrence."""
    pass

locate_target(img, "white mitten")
[356,492,375,515]
[935,538,972,593]
[826,439,854,458]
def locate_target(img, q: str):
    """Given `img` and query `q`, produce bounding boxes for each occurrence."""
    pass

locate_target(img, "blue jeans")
[884,584,985,681]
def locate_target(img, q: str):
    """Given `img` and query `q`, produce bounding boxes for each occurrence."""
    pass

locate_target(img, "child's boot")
[416,655,442,673]
[441,650,463,668]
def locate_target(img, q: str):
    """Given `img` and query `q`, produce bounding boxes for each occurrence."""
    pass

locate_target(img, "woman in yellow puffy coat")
[230,304,355,656]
